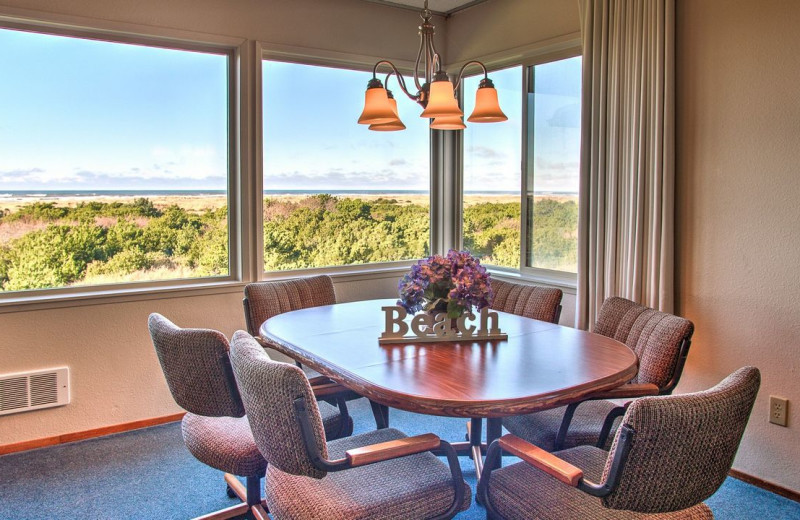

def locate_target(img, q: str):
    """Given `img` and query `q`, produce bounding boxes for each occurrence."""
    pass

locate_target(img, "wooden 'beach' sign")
[379,305,508,344]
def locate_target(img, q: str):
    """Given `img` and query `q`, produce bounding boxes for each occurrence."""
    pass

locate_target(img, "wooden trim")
[498,434,583,487]
[585,383,660,400]
[729,469,800,503]
[0,412,185,456]
[345,433,441,467]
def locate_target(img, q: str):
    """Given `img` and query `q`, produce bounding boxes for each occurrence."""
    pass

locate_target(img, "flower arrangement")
[397,250,494,318]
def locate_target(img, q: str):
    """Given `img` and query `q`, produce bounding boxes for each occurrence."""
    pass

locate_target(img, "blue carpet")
[1,398,799,519]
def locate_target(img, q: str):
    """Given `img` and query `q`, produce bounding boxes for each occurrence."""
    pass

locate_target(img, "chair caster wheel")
[226,484,237,499]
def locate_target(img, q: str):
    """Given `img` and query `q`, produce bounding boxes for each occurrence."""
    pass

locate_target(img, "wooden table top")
[260,299,638,418]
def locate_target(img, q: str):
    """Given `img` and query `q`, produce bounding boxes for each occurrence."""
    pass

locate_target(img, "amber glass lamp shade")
[430,115,465,130]
[420,79,464,119]
[358,83,397,125]
[467,80,508,123]
[369,97,406,131]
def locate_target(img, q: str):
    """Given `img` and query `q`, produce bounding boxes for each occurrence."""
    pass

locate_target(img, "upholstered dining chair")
[503,296,694,451]
[148,314,352,520]
[479,366,760,520]
[229,330,472,520]
[466,279,564,455]
[490,279,563,324]
[243,275,383,431]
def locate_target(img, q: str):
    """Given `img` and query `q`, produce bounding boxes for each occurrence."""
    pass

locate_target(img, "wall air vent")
[0,367,69,416]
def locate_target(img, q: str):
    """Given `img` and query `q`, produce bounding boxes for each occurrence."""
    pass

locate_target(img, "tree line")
[0,195,576,291]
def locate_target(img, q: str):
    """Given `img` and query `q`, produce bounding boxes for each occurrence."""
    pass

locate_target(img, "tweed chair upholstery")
[181,414,267,477]
[490,279,563,324]
[485,367,759,519]
[149,313,244,418]
[230,331,471,520]
[265,428,472,520]
[229,330,329,479]
[595,297,694,388]
[243,275,336,336]
[504,296,694,451]
[502,400,619,451]
[601,366,760,512]
[486,446,712,520]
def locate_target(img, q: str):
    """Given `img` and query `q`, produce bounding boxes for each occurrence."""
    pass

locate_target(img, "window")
[461,55,581,277]
[0,27,232,293]
[261,60,430,271]
[462,66,523,269]
[524,56,581,274]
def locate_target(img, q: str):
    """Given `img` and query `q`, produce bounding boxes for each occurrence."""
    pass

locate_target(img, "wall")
[675,0,800,492]
[446,0,580,65]
[0,0,437,445]
[0,275,401,445]
[450,0,800,493]
[0,0,442,61]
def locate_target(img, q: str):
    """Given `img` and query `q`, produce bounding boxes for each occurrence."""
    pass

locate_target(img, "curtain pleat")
[577,0,675,330]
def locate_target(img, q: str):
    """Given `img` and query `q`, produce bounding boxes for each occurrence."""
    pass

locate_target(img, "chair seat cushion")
[503,399,620,451]
[487,445,712,520]
[265,428,471,520]
[182,400,347,477]
[182,413,267,477]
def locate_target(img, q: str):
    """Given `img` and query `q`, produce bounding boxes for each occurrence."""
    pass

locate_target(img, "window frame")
[0,15,246,309]
[453,43,582,290]
[519,49,583,285]
[255,43,437,279]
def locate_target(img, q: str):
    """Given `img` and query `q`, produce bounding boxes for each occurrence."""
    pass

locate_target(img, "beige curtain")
[576,0,675,330]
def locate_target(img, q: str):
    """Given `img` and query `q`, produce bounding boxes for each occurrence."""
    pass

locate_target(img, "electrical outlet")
[769,396,788,427]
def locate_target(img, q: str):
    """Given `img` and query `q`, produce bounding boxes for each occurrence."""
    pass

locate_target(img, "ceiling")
[362,0,488,16]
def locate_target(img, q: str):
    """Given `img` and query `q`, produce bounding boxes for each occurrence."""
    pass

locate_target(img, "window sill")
[0,263,415,314]
[0,279,249,315]
[263,260,415,283]
[488,267,577,294]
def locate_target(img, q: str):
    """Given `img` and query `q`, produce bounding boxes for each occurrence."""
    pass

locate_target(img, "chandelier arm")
[372,59,418,102]
[453,60,489,92]
[413,32,425,93]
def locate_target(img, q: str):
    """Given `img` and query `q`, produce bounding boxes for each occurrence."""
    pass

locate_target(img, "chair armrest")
[345,433,441,467]
[584,383,660,400]
[498,434,583,487]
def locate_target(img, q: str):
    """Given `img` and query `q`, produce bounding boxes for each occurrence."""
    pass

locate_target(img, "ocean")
[0,189,576,198]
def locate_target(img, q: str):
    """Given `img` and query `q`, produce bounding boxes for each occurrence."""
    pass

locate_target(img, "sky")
[0,27,580,193]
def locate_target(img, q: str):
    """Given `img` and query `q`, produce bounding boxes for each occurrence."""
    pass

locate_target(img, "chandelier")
[357,0,507,131]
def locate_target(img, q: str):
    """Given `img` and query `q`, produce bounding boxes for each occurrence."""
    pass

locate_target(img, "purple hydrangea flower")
[397,250,494,317]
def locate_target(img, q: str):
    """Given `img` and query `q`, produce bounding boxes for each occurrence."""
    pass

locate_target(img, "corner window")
[524,56,581,273]
[261,60,430,271]
[460,55,581,278]
[0,27,232,293]
[462,66,523,269]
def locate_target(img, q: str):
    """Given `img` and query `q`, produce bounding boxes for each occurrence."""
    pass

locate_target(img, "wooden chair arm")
[345,433,441,467]
[498,434,583,487]
[584,383,660,400]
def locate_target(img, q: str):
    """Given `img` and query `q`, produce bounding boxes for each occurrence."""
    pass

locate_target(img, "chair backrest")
[243,275,337,336]
[229,330,329,479]
[601,366,760,514]
[490,279,563,324]
[148,313,245,418]
[594,297,694,390]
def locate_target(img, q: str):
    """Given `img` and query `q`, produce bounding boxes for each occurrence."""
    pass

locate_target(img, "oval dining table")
[259,298,638,477]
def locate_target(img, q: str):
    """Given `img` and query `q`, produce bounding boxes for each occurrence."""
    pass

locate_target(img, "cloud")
[389,159,408,166]
[467,146,505,159]
[535,157,580,172]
